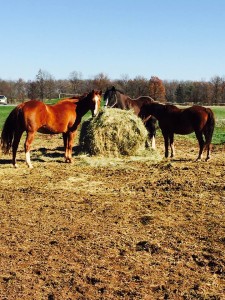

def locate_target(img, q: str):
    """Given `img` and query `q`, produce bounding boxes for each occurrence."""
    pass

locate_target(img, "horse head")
[104,86,118,108]
[90,89,102,117]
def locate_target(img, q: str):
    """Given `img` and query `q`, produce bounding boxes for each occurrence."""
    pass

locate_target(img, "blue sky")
[1,0,225,81]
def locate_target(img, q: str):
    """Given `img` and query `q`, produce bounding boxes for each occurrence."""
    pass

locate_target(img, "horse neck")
[122,95,152,115]
[149,103,165,120]
[117,93,133,110]
[76,96,91,117]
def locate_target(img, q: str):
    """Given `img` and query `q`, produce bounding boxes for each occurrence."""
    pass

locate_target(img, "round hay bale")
[79,108,148,156]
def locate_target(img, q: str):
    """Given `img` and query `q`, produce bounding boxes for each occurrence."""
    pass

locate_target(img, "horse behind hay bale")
[79,108,149,156]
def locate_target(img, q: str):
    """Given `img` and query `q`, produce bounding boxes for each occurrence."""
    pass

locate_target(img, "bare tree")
[69,71,83,94]
[36,69,55,100]
[93,73,111,91]
[211,76,224,104]
[15,78,27,102]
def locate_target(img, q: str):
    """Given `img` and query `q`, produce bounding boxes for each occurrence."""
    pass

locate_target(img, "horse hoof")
[65,159,72,163]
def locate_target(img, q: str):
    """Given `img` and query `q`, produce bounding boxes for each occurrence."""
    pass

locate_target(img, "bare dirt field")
[0,134,225,300]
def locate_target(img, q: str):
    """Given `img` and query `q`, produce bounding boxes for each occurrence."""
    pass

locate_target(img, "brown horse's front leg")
[62,132,67,152]
[64,131,76,163]
[63,132,70,162]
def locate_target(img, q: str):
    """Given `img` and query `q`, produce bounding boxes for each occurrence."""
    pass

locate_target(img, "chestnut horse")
[1,90,102,168]
[104,86,157,149]
[139,102,215,161]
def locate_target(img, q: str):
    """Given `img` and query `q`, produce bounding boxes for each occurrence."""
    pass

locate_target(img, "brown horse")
[104,86,157,149]
[1,90,102,168]
[139,102,215,161]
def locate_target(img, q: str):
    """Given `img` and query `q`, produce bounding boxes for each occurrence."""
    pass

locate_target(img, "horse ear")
[99,90,102,95]
[112,86,116,91]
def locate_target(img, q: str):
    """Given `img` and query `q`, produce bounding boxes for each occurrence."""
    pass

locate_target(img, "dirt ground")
[0,134,225,300]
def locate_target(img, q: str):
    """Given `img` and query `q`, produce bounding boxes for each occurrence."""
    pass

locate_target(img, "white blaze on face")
[105,98,108,106]
[93,95,100,116]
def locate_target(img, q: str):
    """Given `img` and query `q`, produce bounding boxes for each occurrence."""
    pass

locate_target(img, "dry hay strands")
[79,108,149,157]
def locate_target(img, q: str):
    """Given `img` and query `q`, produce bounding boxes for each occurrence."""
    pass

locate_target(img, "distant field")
[0,104,225,144]
[211,106,225,144]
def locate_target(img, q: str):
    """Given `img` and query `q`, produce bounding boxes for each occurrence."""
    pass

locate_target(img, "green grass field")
[0,104,225,144]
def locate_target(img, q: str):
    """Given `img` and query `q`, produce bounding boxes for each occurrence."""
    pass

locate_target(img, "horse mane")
[113,87,155,102]
[70,93,88,100]
[136,96,155,103]
[110,86,124,95]
[164,103,182,112]
[56,92,90,105]
[57,98,79,104]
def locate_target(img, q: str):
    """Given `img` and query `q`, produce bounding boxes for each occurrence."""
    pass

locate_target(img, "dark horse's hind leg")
[12,130,23,168]
[195,131,205,160]
[163,132,175,158]
[169,133,175,158]
[203,129,212,161]
[163,133,169,158]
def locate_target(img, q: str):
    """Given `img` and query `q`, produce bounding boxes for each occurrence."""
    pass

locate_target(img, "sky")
[1,0,225,82]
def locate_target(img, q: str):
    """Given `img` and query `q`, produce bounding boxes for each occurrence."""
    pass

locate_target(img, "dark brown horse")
[104,86,157,149]
[139,102,215,161]
[1,90,102,168]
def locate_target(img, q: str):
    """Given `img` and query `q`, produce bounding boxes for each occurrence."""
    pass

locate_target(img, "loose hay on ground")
[79,108,149,157]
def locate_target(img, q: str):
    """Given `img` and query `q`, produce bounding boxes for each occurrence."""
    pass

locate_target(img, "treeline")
[0,69,225,105]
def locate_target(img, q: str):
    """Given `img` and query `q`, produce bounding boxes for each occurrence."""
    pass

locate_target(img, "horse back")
[127,96,155,115]
[44,100,78,132]
[22,100,77,133]
[158,105,211,134]
[185,106,211,123]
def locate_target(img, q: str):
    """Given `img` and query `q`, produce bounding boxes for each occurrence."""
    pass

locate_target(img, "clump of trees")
[0,69,225,105]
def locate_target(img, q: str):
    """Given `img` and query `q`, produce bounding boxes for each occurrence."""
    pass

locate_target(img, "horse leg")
[203,130,212,161]
[205,142,212,161]
[12,130,23,168]
[151,135,156,150]
[169,133,175,158]
[145,131,155,149]
[63,132,72,163]
[163,133,169,158]
[62,133,67,151]
[63,133,70,162]
[205,145,211,161]
[145,118,156,150]
[62,132,69,161]
[64,132,76,163]
[151,122,156,150]
[24,131,35,168]
[195,131,205,161]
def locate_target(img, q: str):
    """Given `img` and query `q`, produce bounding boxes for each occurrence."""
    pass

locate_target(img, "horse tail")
[204,108,215,146]
[1,106,23,154]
